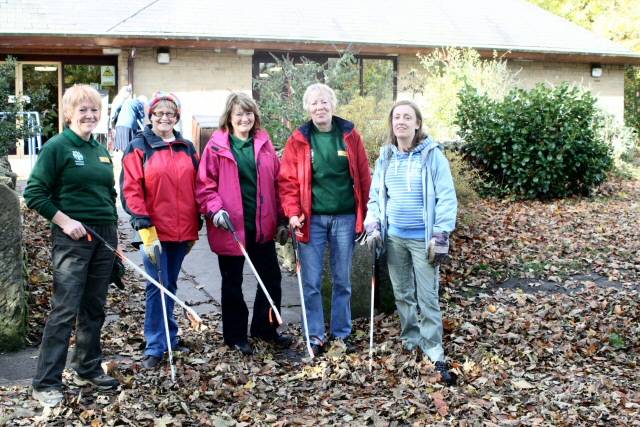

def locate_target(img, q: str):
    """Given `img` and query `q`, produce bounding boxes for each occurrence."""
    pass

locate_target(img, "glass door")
[17,62,62,155]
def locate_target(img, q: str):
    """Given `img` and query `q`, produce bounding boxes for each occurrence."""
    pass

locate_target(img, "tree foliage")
[400,48,517,141]
[457,82,613,199]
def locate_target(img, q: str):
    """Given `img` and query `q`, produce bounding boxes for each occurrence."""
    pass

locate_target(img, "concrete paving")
[0,179,302,387]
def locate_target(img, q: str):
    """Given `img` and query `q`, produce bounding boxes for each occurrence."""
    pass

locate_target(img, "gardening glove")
[275,225,289,246]
[366,229,382,252]
[139,226,162,265]
[210,209,233,232]
[110,257,125,290]
[428,231,450,266]
[355,231,367,245]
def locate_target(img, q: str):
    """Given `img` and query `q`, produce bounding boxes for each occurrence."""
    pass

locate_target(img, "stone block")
[0,184,26,351]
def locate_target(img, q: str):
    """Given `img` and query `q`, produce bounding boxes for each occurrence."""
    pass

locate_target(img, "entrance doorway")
[13,62,62,157]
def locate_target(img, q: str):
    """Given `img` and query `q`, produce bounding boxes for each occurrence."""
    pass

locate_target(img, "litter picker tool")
[220,212,283,326]
[290,225,314,359]
[154,246,176,382]
[368,245,377,372]
[83,224,203,330]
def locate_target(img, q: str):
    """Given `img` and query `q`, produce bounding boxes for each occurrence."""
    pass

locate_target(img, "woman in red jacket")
[120,91,200,368]
[196,92,290,356]
[278,83,371,356]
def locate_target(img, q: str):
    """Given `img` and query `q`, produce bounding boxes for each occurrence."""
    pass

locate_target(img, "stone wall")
[0,184,26,351]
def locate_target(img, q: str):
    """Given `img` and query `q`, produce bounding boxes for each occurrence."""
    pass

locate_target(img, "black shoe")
[254,333,293,349]
[331,337,356,354]
[171,340,190,354]
[74,373,119,390]
[142,355,162,369]
[229,341,253,355]
[435,361,457,386]
[310,342,325,357]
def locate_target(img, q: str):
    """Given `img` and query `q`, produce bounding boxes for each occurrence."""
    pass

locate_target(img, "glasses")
[152,111,177,119]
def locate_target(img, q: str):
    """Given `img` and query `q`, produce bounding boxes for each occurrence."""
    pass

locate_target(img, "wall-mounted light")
[157,47,171,64]
[236,48,254,56]
[591,64,603,78]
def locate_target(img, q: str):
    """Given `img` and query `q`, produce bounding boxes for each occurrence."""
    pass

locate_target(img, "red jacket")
[278,116,371,243]
[120,126,200,242]
[195,129,285,256]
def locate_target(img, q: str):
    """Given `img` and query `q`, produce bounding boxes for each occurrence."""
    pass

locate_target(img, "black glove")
[110,257,125,289]
[428,231,450,266]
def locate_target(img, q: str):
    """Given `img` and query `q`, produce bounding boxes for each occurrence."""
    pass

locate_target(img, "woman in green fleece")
[24,84,119,407]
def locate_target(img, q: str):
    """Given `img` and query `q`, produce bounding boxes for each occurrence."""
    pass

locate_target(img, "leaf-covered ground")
[2,179,639,426]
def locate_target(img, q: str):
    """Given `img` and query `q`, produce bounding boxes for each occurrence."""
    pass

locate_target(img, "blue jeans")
[141,241,188,358]
[298,214,355,343]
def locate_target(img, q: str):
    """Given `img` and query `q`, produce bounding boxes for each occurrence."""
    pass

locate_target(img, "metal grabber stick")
[290,225,314,359]
[220,212,283,326]
[368,245,377,372]
[82,224,203,331]
[154,246,176,382]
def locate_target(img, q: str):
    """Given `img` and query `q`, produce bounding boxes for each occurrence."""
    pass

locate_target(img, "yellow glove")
[139,226,162,265]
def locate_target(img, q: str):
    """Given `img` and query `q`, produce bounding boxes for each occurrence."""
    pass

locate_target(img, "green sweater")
[310,124,355,215]
[23,127,117,225]
[230,134,257,234]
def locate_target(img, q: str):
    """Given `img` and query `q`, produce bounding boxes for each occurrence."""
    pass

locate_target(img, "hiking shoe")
[74,373,119,390]
[253,333,293,349]
[310,341,326,357]
[435,361,458,386]
[142,355,162,369]
[229,340,253,355]
[329,335,357,354]
[32,388,63,407]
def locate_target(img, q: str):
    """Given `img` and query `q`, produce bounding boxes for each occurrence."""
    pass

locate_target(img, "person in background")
[196,92,290,356]
[120,91,200,368]
[113,94,147,152]
[278,83,371,356]
[24,84,119,407]
[364,100,458,385]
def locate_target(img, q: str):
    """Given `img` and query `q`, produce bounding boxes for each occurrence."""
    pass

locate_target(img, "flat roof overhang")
[2,35,639,65]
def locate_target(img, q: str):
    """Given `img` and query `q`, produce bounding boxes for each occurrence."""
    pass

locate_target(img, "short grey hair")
[302,83,338,112]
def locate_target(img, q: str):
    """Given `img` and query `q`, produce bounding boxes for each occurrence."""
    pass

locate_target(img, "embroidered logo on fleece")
[72,150,85,166]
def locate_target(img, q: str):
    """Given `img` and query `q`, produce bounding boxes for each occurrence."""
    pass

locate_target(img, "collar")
[63,127,98,147]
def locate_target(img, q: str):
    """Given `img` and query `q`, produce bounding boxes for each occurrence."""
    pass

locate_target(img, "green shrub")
[336,95,392,166]
[457,82,613,199]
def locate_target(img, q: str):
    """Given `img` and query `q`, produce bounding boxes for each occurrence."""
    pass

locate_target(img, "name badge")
[99,156,111,164]
[337,150,347,157]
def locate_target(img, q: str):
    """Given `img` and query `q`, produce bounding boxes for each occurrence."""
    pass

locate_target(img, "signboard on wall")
[100,66,116,86]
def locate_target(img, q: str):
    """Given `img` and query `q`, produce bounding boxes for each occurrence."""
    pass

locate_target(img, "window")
[252,52,397,102]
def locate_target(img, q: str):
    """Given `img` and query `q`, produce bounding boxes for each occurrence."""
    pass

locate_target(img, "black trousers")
[218,232,282,345]
[32,224,117,391]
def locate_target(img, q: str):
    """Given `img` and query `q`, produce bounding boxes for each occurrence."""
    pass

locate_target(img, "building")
[1,0,639,168]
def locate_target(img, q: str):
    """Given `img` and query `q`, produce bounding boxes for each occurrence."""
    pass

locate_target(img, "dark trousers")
[218,232,282,345]
[32,224,117,391]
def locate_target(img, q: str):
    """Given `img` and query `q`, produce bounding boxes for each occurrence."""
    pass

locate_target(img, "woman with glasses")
[196,92,290,356]
[120,91,200,369]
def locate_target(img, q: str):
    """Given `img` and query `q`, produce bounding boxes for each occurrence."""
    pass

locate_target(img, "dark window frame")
[252,51,397,100]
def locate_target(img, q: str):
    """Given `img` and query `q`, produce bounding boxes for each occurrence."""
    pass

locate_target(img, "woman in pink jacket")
[195,92,290,355]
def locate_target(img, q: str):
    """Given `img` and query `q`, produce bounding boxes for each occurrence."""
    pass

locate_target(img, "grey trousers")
[386,234,445,362]
[32,224,117,391]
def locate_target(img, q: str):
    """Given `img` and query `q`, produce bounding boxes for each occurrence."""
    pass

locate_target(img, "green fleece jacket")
[24,127,117,225]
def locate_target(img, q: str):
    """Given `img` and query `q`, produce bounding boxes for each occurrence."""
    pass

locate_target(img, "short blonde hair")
[62,84,102,124]
[219,92,261,137]
[302,83,337,113]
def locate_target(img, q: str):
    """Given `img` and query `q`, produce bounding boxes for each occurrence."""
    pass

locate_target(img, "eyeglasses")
[152,111,177,119]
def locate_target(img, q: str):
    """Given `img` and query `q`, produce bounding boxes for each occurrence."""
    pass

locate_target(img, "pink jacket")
[195,128,284,256]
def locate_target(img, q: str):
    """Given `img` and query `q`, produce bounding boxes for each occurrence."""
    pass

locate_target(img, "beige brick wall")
[127,48,253,140]
[397,53,625,122]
